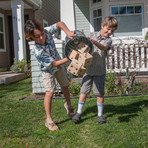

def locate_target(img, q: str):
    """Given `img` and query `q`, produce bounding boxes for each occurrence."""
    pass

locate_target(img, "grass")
[0,78,148,148]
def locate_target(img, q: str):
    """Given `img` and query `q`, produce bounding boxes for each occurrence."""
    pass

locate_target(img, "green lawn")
[0,78,148,148]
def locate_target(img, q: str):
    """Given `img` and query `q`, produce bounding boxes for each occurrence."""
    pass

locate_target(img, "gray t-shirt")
[86,31,112,76]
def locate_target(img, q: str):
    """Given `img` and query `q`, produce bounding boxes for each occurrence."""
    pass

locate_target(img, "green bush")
[10,58,28,73]
[145,31,148,40]
[105,71,118,95]
[69,80,81,96]
[129,82,148,94]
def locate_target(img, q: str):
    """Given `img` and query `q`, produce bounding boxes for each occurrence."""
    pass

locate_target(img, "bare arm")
[88,37,109,51]
[56,22,76,39]
[51,58,69,67]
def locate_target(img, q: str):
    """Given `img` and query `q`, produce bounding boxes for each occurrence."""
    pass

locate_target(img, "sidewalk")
[0,71,29,85]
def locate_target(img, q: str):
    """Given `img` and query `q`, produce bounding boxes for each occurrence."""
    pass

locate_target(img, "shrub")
[105,71,119,95]
[69,80,81,96]
[145,31,148,40]
[128,82,148,94]
[10,58,28,73]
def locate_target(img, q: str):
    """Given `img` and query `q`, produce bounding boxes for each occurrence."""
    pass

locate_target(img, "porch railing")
[106,39,148,73]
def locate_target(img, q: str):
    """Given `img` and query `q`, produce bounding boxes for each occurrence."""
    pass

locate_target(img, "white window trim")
[43,19,48,27]
[110,4,144,38]
[91,7,102,32]
[89,0,102,32]
[0,13,6,52]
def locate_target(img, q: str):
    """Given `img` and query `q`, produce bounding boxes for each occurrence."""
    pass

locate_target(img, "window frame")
[110,4,143,38]
[91,7,102,32]
[0,13,6,52]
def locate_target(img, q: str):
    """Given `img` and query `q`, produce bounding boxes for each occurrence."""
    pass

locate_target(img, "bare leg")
[97,96,104,104]
[61,86,72,107]
[44,91,54,123]
[79,93,87,103]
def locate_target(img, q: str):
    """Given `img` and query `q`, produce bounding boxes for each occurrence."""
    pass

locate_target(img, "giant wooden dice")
[69,50,79,60]
[78,52,93,67]
[77,42,91,53]
[67,59,86,76]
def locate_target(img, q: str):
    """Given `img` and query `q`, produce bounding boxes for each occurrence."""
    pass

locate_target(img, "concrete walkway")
[0,71,29,85]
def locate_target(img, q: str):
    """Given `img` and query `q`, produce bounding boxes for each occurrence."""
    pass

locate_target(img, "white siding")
[74,0,90,36]
[29,40,64,94]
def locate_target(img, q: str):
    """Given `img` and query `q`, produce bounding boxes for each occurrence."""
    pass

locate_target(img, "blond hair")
[102,16,118,29]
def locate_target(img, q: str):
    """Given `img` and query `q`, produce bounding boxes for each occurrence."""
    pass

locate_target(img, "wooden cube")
[77,66,86,76]
[77,42,90,53]
[78,52,93,66]
[68,50,79,60]
[67,59,86,76]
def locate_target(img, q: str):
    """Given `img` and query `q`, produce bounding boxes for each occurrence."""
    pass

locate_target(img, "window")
[0,13,6,52]
[92,8,102,31]
[93,0,101,3]
[110,5,143,37]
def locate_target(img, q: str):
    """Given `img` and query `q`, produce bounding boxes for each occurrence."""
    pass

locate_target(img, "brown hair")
[24,19,44,40]
[102,16,118,29]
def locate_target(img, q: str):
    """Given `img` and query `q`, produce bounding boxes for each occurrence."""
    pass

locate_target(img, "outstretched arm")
[88,37,109,51]
[51,58,69,67]
[56,22,76,39]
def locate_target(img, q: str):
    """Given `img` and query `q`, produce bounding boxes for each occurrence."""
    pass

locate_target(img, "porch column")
[60,0,75,40]
[11,0,26,61]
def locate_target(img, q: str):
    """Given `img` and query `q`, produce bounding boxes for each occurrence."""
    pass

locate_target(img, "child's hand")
[67,31,76,39]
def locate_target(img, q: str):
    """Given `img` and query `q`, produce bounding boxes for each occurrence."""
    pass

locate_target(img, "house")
[30,0,148,94]
[1,0,147,93]
[0,0,60,71]
[60,0,148,73]
[60,0,148,39]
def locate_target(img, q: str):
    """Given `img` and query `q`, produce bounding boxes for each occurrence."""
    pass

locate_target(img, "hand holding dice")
[67,42,93,76]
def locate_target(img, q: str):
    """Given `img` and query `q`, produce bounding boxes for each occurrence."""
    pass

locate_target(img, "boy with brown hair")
[72,16,118,124]
[24,20,76,131]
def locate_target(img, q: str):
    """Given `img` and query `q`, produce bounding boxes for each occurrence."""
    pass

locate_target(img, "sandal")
[45,121,59,131]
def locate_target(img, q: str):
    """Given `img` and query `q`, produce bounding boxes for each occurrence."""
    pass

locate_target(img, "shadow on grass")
[56,118,70,125]
[76,100,148,123]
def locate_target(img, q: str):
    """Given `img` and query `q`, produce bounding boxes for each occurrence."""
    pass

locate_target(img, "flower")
[70,81,74,84]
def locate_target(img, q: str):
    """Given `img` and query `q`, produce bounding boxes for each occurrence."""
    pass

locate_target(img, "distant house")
[0,0,60,71]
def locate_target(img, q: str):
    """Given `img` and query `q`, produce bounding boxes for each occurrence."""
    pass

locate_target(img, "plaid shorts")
[42,66,69,92]
[80,73,106,96]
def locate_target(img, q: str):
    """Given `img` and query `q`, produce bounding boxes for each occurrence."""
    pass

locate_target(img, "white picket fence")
[106,39,148,73]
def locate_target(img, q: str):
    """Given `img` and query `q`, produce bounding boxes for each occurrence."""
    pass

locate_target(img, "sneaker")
[45,121,59,131]
[72,113,81,123]
[98,115,106,124]
[64,103,75,118]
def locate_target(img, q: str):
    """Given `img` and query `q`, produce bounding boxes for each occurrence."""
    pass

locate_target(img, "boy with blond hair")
[72,16,118,124]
